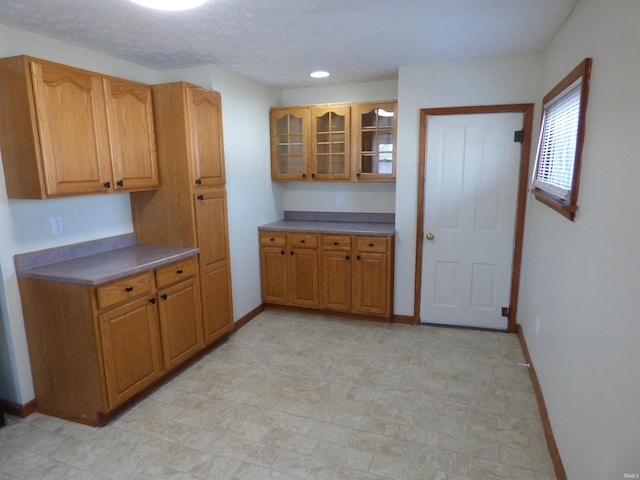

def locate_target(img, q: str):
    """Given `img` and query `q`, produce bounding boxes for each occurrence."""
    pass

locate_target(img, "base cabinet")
[18,256,203,425]
[260,231,394,319]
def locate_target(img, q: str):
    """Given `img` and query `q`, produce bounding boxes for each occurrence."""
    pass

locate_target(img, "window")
[534,58,592,221]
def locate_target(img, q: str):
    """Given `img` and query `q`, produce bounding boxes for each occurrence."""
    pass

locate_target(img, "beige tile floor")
[0,311,556,480]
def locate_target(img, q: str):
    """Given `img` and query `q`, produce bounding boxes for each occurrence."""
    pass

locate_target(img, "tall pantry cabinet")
[131,82,234,345]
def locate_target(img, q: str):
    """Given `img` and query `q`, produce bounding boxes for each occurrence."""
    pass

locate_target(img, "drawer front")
[97,271,154,310]
[321,235,352,250]
[356,236,389,253]
[288,233,318,248]
[260,231,287,247]
[156,257,197,289]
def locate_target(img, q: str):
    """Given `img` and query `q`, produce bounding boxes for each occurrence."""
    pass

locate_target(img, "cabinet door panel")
[194,190,229,268]
[270,107,309,180]
[30,60,111,196]
[321,250,352,311]
[260,246,288,304]
[353,252,389,316]
[311,105,350,180]
[354,101,397,180]
[103,77,159,191]
[186,86,225,186]
[157,279,203,370]
[201,262,234,345]
[289,248,319,308]
[99,296,162,409]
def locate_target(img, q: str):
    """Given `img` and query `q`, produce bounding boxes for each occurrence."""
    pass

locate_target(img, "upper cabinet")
[0,55,159,199]
[353,101,397,181]
[269,100,396,183]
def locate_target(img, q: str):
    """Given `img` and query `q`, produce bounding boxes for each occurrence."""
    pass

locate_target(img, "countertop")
[258,211,395,236]
[15,234,199,285]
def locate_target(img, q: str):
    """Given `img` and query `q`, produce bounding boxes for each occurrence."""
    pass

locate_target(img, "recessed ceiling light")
[128,0,208,11]
[310,71,330,79]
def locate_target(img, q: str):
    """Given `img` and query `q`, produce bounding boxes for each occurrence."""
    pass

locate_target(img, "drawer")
[156,257,197,289]
[321,235,352,250]
[289,232,318,248]
[97,271,154,310]
[260,231,286,247]
[356,236,389,253]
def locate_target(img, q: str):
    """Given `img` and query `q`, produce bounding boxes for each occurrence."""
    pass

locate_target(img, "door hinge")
[501,307,510,318]
[513,129,525,143]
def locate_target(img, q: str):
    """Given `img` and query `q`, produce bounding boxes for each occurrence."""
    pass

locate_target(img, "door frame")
[413,104,534,333]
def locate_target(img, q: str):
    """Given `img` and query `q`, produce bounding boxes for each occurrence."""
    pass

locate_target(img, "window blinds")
[535,80,582,202]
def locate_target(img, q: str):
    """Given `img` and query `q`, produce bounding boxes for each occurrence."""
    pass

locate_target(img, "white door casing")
[420,113,522,329]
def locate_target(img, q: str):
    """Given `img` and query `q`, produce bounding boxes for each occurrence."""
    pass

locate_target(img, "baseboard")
[391,314,419,325]
[0,398,37,418]
[516,324,567,480]
[233,304,265,332]
[264,304,391,324]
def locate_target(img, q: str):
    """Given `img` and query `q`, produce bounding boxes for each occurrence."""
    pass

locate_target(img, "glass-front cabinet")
[312,105,350,180]
[354,101,397,181]
[270,107,309,180]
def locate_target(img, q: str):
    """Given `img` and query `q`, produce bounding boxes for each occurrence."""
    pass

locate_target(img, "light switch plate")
[51,216,64,235]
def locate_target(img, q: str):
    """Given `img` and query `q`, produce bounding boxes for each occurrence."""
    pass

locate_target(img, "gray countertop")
[259,211,396,236]
[15,234,199,285]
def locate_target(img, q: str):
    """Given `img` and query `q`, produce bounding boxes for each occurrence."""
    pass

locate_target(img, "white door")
[420,113,522,329]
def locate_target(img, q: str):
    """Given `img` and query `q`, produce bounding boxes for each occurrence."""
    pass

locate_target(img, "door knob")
[426,232,435,241]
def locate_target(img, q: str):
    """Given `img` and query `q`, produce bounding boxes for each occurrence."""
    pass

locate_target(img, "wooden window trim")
[533,58,592,221]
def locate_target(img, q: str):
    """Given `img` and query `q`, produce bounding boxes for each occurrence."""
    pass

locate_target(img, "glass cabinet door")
[311,105,350,180]
[270,107,309,180]
[355,101,397,180]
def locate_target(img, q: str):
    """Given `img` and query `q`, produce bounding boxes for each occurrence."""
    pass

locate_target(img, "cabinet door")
[30,59,112,196]
[353,252,389,316]
[103,77,159,192]
[186,86,225,187]
[311,105,350,180]
[260,246,289,304]
[157,278,204,371]
[201,262,234,345]
[354,101,397,181]
[194,189,229,269]
[270,107,309,181]
[321,250,352,311]
[99,296,162,409]
[289,247,319,308]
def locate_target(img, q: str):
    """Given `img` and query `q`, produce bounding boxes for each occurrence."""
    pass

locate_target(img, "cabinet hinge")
[513,129,525,144]
[501,307,510,318]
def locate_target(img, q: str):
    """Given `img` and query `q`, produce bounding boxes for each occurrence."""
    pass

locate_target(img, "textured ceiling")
[0,0,578,89]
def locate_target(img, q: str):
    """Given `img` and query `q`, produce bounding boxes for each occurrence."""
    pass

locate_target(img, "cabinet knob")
[368,243,374,247]
[280,250,285,255]
[333,242,338,246]
[311,173,316,178]
[356,255,361,260]
[197,194,204,200]
[103,181,111,188]
[302,173,306,178]
[346,255,350,260]
[195,178,202,185]
[300,239,306,243]
[125,286,134,292]
[270,238,275,242]
[116,180,124,187]
[356,172,361,178]
[149,298,156,304]
[290,251,294,255]
[176,269,184,274]
[161,294,168,300]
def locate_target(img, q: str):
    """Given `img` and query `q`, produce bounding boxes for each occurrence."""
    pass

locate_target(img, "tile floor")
[0,311,556,480]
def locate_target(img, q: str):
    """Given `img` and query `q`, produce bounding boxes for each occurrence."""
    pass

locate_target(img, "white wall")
[394,54,545,316]
[0,27,281,405]
[517,0,640,477]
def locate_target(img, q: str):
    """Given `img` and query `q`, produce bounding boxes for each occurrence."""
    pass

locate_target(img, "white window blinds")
[535,79,582,202]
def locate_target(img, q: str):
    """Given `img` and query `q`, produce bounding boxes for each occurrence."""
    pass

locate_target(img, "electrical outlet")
[336,194,343,206]
[51,216,64,235]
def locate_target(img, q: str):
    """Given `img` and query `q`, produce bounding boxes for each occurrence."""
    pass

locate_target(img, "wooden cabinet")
[131,82,234,347]
[269,100,396,182]
[0,55,159,198]
[17,256,202,425]
[259,230,394,320]
[353,101,397,181]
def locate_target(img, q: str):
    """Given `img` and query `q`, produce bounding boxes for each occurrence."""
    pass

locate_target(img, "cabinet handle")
[197,194,204,200]
[176,269,183,274]
[333,242,339,246]
[270,238,275,242]
[161,294,168,300]
[103,181,111,188]
[300,239,306,243]
[368,243,374,247]
[125,286,134,292]
[195,178,202,185]
[116,180,124,187]
[149,298,156,304]
[346,255,350,260]
[302,173,306,178]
